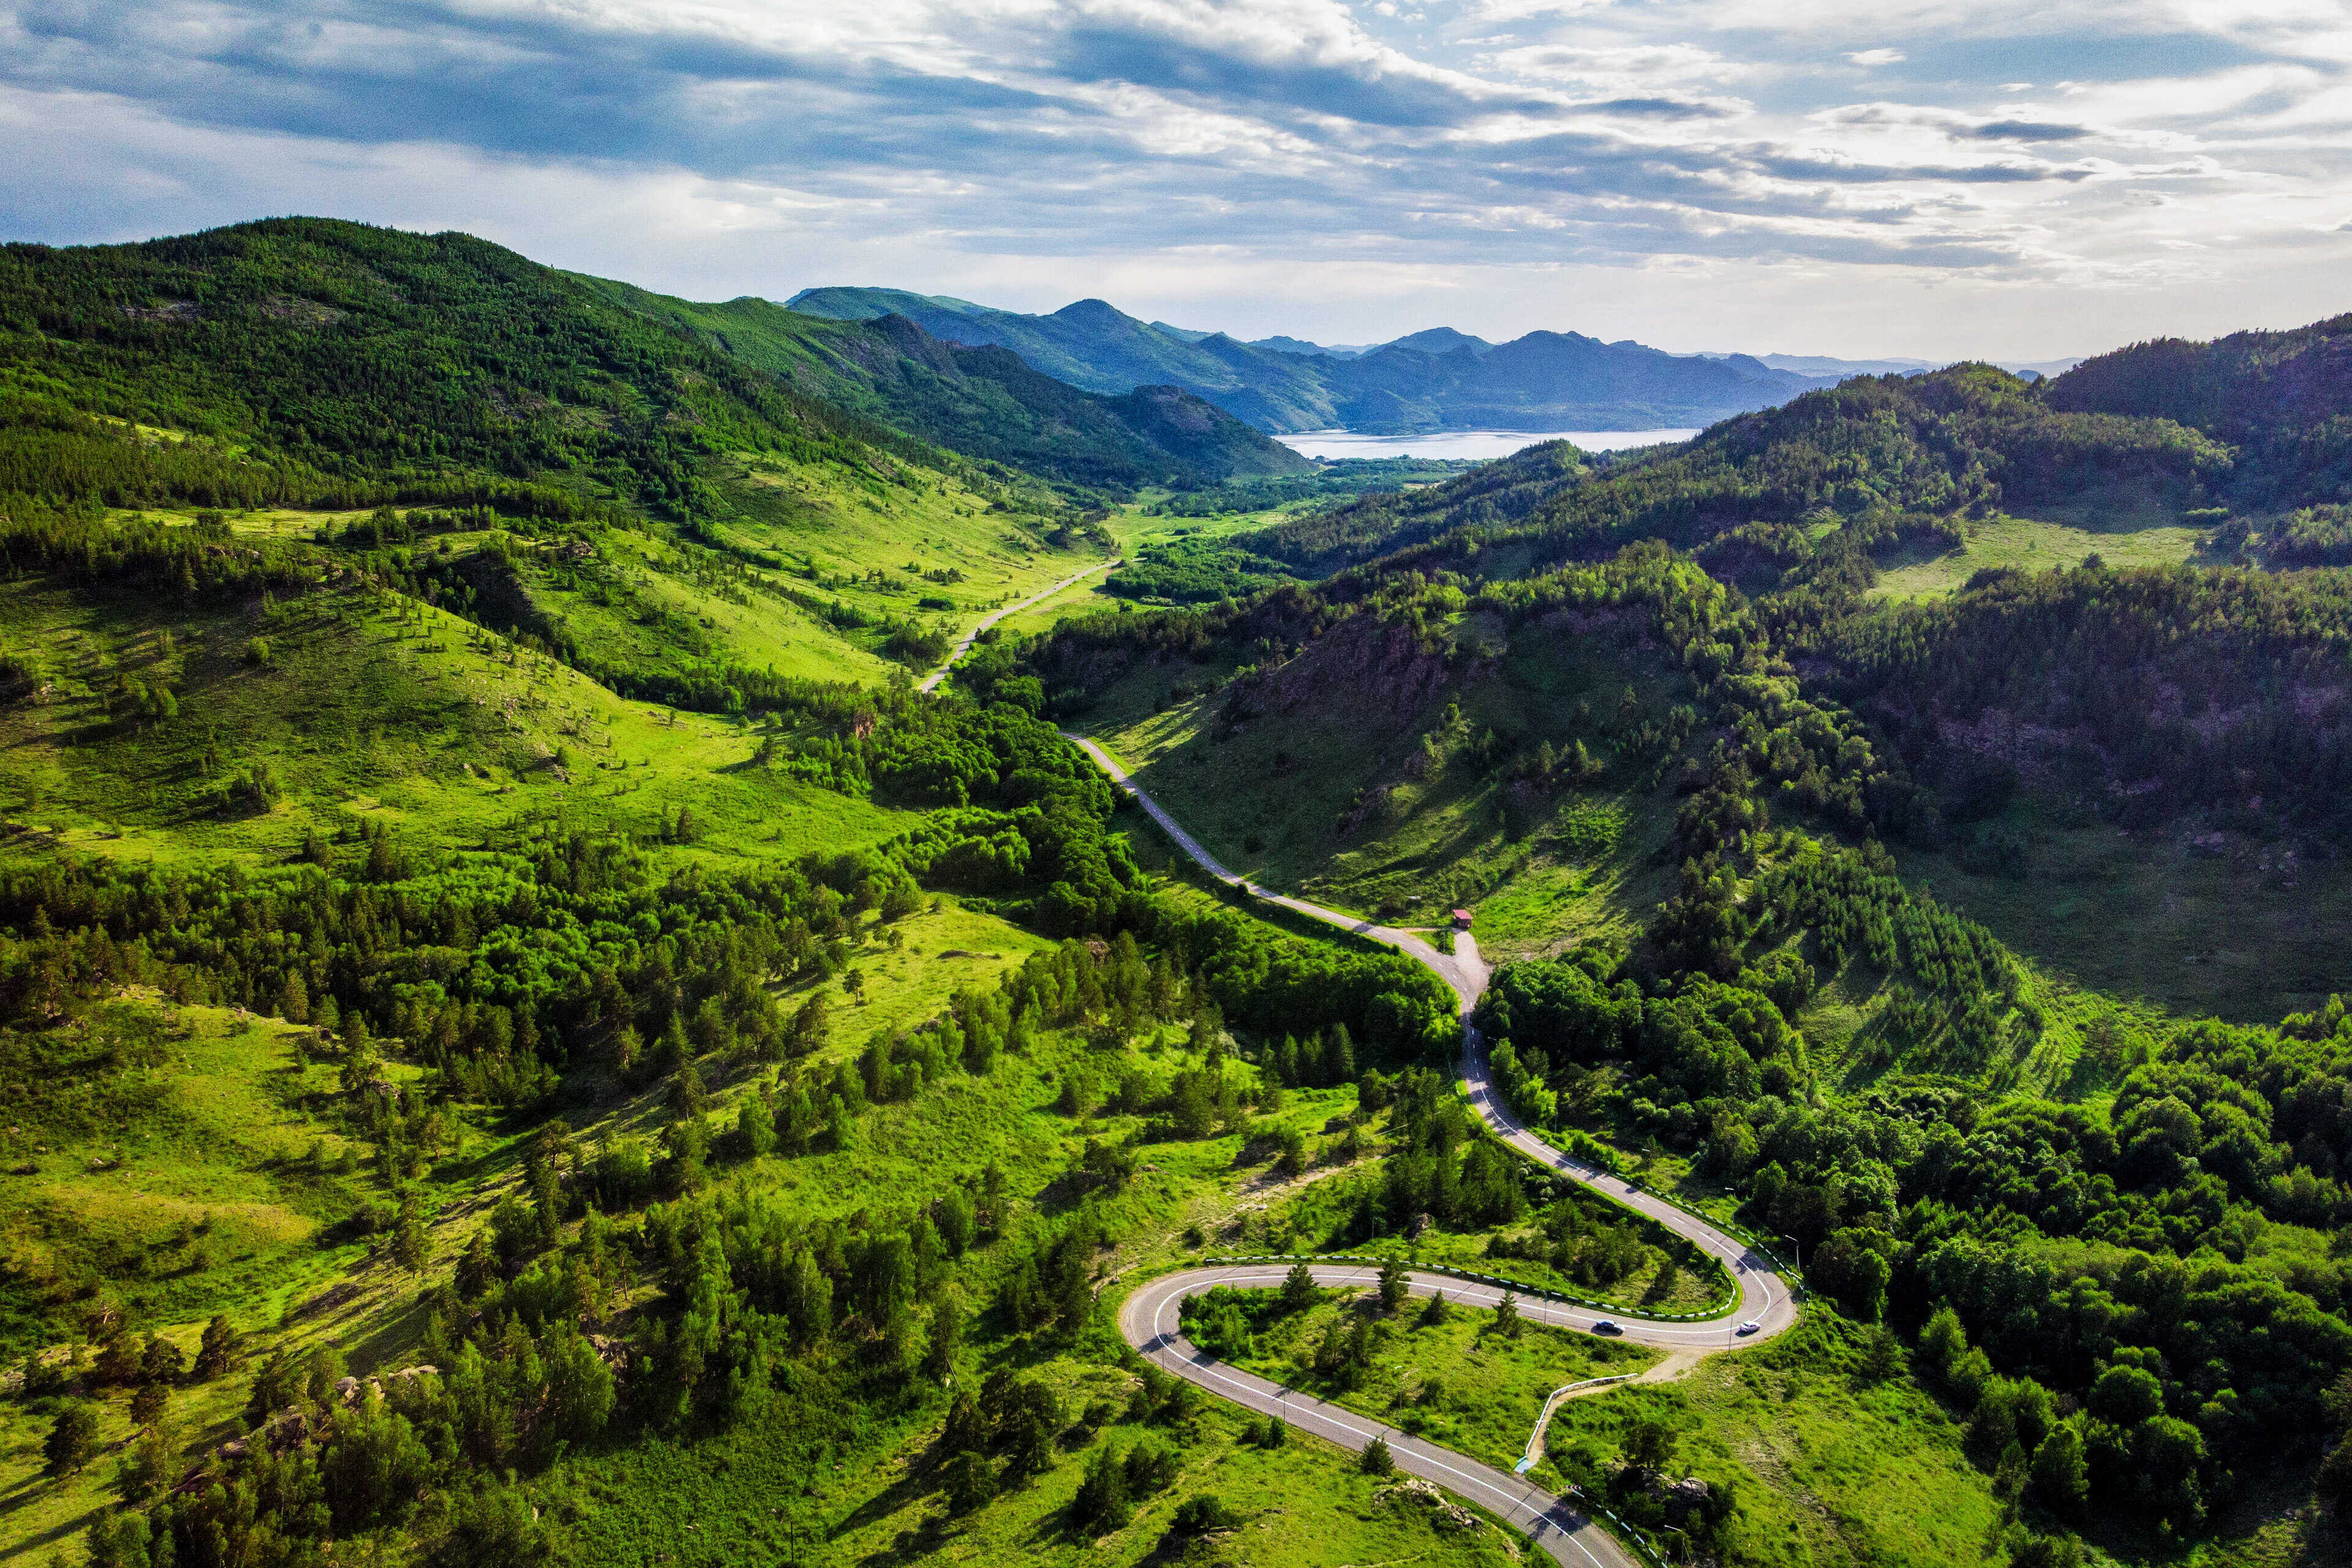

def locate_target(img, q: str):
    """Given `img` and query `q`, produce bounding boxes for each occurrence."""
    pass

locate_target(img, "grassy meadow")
[1869,492,2211,601]
[1538,1316,2004,1568]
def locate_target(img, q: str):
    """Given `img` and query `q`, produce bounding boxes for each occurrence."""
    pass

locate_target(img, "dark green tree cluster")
[1482,1190,1654,1290]
[1104,537,1300,603]
[1342,1068,1527,1237]
[2044,312,2352,506]
[1817,560,2352,834]
[1,219,935,524]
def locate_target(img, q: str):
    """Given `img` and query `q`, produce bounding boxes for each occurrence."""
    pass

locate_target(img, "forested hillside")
[1257,364,2232,575]
[2047,314,2352,505]
[0,219,1300,526]
[1013,310,2352,1564]
[0,217,1558,1568]
[1022,532,2352,1559]
[576,279,1310,492]
[7,215,2352,1568]
[0,219,931,523]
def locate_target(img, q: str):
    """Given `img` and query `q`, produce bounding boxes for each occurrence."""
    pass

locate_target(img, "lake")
[1273,428,1699,461]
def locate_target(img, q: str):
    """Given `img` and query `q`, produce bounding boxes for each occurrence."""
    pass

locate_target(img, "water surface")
[1273,428,1700,462]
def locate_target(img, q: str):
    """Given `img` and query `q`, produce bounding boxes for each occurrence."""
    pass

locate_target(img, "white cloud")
[3,0,2350,360]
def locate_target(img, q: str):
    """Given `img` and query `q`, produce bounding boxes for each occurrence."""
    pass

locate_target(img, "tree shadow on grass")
[832,1444,954,1567]
[0,1485,109,1566]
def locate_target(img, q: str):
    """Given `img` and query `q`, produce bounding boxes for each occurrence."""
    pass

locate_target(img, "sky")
[3,1,2349,361]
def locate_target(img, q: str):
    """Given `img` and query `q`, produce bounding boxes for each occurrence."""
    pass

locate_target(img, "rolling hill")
[0,219,1302,523]
[1250,360,2239,576]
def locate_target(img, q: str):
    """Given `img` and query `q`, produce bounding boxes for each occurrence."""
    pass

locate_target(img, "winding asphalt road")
[1061,731,1803,1568]
[1125,1262,1635,1568]
[915,558,1117,693]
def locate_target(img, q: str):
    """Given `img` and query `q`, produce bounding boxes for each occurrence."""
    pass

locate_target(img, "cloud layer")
[3,0,2348,357]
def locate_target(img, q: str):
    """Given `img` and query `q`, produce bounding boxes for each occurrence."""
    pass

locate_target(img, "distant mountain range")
[788,288,1841,434]
[785,287,2086,433]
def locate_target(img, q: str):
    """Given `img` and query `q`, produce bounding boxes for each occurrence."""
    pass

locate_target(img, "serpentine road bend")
[1061,731,1803,1568]
[916,558,1117,693]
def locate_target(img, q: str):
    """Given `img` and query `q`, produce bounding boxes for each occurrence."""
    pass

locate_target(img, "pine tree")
[1281,1261,1317,1311]
[924,1296,965,1382]
[944,1449,996,1513]
[668,1056,706,1121]
[194,1315,242,1381]
[1361,1434,1395,1477]
[44,1402,99,1475]
[1072,1444,1132,1535]
[455,1230,496,1300]
[392,1193,429,1276]
[129,1381,169,1429]
[1324,1024,1355,1085]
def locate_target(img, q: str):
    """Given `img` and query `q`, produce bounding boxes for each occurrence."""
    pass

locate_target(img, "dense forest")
[2045,314,2352,505]
[0,219,1298,533]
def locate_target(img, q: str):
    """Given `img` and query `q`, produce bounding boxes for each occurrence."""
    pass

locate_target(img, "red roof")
[1451,908,1473,922]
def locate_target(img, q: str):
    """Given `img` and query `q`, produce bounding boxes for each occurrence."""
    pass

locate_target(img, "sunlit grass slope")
[0,574,916,870]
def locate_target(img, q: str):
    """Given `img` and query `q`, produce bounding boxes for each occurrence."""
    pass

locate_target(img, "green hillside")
[1251,364,2232,576]
[2046,312,2352,504]
[0,220,1517,1568]
[7,221,2352,1568]
[576,277,1313,492]
[0,218,941,520]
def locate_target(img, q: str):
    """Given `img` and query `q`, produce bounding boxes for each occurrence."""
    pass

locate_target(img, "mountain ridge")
[786,285,1837,434]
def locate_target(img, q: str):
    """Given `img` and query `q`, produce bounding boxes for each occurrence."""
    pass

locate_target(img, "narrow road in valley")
[1062,731,1802,1567]
[1059,734,1486,998]
[916,558,1117,693]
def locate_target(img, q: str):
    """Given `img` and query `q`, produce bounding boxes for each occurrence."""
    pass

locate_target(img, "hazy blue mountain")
[788,287,1342,429]
[788,287,1841,433]
[1715,350,2087,380]
[1385,326,1494,356]
[1248,334,1355,358]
